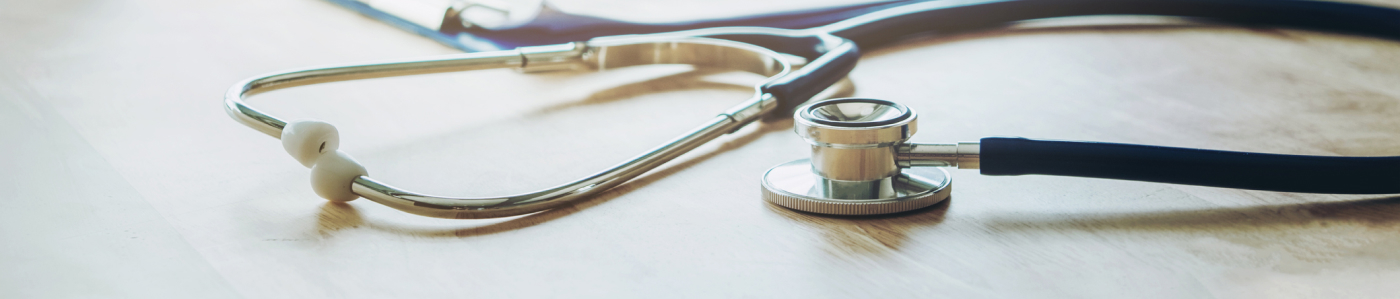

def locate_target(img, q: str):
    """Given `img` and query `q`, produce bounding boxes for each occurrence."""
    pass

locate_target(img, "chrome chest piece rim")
[761,159,950,215]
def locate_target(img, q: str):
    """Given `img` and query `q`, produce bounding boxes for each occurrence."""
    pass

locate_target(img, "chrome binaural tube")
[225,37,792,218]
[352,114,747,218]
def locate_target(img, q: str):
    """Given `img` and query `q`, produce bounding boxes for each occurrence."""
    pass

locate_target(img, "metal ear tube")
[761,98,976,215]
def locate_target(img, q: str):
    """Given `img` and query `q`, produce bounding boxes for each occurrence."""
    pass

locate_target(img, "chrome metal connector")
[722,93,778,125]
[518,42,587,72]
[897,142,981,169]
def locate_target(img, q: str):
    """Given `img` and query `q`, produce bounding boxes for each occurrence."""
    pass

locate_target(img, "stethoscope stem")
[795,98,1400,194]
[763,98,1400,215]
[810,136,1400,194]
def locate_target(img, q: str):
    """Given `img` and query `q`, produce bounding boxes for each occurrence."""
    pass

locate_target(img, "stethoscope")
[227,0,1400,219]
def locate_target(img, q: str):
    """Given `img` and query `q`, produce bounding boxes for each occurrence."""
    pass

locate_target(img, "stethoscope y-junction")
[227,0,1400,219]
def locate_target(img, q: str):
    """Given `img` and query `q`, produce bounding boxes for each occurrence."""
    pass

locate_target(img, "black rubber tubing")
[686,31,861,121]
[690,0,1400,193]
[761,40,861,120]
[820,0,1400,52]
[980,138,1400,194]
[727,0,1400,119]
[806,0,1400,193]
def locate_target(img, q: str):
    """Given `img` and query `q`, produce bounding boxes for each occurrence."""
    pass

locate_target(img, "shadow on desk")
[768,198,953,256]
[985,195,1400,231]
[981,195,1400,270]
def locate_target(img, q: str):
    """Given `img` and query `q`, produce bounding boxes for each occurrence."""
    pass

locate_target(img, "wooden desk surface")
[4,0,1400,297]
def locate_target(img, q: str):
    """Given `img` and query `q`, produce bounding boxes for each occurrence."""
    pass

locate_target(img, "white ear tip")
[281,120,340,168]
[310,150,368,202]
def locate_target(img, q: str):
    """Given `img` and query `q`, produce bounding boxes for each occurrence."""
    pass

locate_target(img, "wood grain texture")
[3,0,1400,298]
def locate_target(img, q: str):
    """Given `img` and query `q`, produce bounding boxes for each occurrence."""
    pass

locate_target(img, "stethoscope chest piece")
[761,98,951,215]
